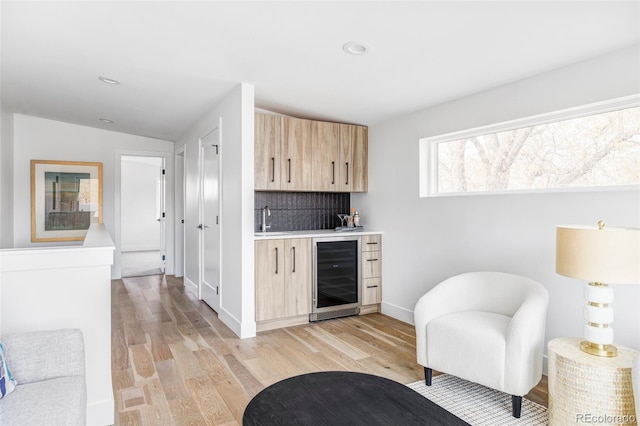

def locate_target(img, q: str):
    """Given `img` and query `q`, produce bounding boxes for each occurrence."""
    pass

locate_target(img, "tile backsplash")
[254,192,350,232]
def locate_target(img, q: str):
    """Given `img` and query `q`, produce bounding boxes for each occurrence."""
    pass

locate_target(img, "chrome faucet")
[261,206,271,232]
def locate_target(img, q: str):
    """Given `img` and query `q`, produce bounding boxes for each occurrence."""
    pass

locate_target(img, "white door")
[157,158,166,274]
[199,127,221,312]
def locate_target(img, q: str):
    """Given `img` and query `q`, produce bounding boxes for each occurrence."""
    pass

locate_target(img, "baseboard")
[218,307,256,339]
[381,301,414,325]
[184,276,198,292]
[121,245,160,252]
[87,398,114,426]
[256,315,307,332]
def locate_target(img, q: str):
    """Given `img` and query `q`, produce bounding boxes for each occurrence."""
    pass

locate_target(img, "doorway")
[199,127,221,312]
[120,156,165,277]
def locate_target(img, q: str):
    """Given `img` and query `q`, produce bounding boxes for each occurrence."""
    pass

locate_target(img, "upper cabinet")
[255,115,314,191]
[255,114,282,191]
[256,113,368,192]
[282,117,312,191]
[311,121,340,192]
[339,124,368,192]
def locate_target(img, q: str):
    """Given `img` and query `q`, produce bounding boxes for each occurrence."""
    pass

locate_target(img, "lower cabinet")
[255,238,312,328]
[255,234,382,331]
[362,277,382,306]
[361,234,382,312]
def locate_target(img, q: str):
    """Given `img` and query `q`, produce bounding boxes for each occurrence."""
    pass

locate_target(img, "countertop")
[254,229,383,240]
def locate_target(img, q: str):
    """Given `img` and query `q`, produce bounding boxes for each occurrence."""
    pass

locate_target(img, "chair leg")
[512,395,522,418]
[424,367,432,386]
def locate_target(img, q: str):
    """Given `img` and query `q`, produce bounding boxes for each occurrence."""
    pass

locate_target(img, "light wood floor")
[111,274,548,425]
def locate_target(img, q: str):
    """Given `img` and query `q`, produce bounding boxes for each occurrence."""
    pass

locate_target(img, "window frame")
[419,95,640,198]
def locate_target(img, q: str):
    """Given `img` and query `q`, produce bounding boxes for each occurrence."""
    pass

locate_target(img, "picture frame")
[31,160,103,242]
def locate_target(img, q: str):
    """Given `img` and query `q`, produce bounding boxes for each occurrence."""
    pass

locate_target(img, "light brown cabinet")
[361,234,382,307]
[255,239,284,321]
[282,117,312,191]
[255,238,311,323]
[255,114,313,191]
[255,114,282,191]
[311,121,340,191]
[340,124,368,192]
[255,113,367,192]
[312,122,369,192]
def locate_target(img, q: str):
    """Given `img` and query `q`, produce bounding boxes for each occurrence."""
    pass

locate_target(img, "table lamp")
[556,221,640,356]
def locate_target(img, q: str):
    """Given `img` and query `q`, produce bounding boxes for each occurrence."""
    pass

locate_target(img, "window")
[420,98,640,196]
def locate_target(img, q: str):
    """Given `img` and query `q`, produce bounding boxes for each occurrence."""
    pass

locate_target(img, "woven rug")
[407,375,548,426]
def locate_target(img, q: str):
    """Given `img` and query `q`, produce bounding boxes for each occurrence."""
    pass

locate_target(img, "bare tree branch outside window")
[435,106,640,194]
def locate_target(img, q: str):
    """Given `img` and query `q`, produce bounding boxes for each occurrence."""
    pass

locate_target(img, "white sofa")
[0,329,87,425]
[414,271,549,418]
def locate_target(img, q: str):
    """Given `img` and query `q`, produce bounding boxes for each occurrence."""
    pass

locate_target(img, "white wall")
[121,156,162,252]
[352,45,640,352]
[176,83,256,338]
[174,150,185,276]
[0,106,14,248]
[12,114,174,277]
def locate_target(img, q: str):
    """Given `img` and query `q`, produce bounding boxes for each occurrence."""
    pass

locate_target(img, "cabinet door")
[282,118,312,191]
[361,234,381,251]
[311,121,340,191]
[284,238,312,317]
[255,114,282,190]
[338,124,354,192]
[255,239,285,321]
[362,251,381,279]
[351,125,368,192]
[339,124,368,192]
[362,277,382,305]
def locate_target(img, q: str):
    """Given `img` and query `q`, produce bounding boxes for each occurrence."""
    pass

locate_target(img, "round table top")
[548,337,639,368]
[242,371,469,426]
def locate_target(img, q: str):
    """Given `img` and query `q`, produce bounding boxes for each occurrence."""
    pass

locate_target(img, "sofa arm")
[1,329,85,384]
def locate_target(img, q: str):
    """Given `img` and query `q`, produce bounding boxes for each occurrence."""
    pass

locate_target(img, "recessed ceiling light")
[342,41,371,56]
[98,76,120,85]
[99,118,114,124]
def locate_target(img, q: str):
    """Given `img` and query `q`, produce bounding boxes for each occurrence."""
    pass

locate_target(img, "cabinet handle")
[345,162,349,185]
[331,161,335,184]
[366,242,378,245]
[367,258,379,262]
[292,246,296,273]
[275,247,279,274]
[288,158,291,183]
[271,157,275,182]
[366,285,379,288]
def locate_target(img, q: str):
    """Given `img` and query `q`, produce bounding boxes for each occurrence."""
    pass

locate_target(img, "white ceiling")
[1,1,639,142]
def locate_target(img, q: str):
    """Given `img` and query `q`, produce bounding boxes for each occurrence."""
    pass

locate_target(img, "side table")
[548,337,639,426]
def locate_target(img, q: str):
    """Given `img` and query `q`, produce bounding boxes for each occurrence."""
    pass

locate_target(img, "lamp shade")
[556,225,640,284]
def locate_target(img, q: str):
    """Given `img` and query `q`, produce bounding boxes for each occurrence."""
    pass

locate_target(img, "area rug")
[244,371,470,425]
[407,375,548,426]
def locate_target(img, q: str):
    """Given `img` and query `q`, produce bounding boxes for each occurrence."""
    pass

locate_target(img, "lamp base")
[580,340,618,357]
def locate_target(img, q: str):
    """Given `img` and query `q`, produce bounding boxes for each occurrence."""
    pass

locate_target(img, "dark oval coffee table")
[243,371,469,425]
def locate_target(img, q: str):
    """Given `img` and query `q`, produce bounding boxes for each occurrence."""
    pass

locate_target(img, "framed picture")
[31,160,103,242]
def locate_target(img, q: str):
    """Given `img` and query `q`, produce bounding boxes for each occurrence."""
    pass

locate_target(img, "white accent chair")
[414,271,549,418]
